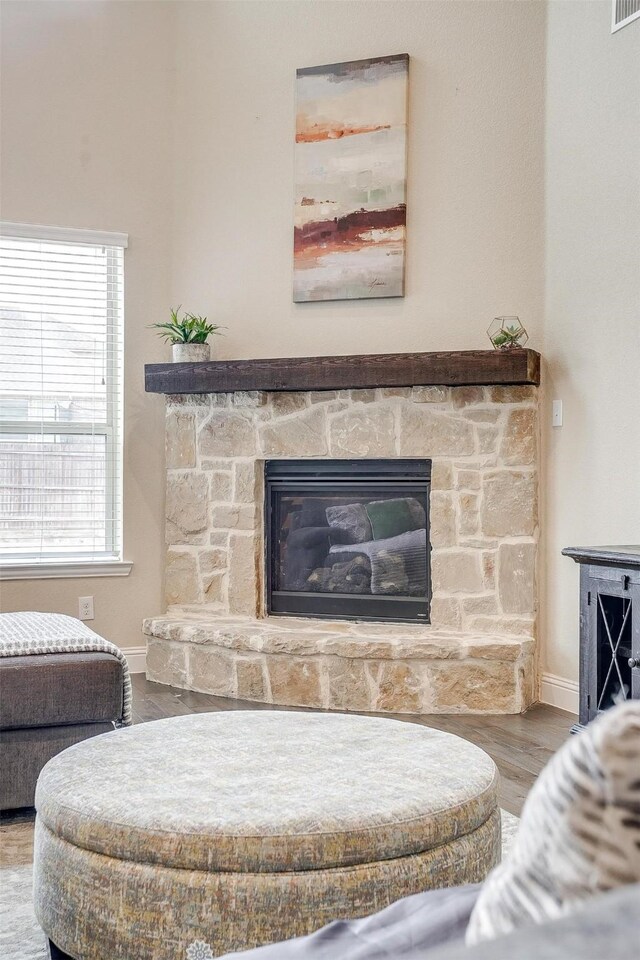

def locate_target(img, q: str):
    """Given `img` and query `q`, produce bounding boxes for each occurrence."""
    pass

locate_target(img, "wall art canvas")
[293,53,409,303]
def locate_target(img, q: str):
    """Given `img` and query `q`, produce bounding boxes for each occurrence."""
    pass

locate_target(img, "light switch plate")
[552,400,563,427]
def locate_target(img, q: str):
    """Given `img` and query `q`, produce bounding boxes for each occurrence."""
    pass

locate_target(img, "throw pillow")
[366,498,422,540]
[466,701,640,944]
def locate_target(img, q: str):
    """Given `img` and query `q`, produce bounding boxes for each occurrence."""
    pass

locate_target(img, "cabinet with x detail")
[562,546,640,733]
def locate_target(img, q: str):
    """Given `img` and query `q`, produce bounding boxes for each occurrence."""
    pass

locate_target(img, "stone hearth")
[144,382,539,714]
[144,617,534,714]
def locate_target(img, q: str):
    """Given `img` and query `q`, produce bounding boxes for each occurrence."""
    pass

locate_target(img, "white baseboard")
[540,672,579,714]
[122,645,146,674]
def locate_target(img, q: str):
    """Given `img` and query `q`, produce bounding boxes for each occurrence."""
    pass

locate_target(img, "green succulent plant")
[151,307,224,344]
[491,325,523,348]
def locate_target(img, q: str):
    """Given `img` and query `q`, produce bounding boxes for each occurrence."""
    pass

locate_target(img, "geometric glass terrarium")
[487,316,529,350]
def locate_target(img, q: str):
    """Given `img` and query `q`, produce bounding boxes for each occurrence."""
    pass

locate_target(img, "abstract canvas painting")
[293,53,409,303]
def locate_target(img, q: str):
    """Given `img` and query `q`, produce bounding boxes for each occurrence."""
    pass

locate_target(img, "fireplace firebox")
[265,459,431,623]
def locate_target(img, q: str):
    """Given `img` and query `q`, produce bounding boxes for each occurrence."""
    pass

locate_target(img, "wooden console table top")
[563,546,640,569]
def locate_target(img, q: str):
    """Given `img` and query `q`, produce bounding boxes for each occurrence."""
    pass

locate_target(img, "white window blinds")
[0,223,126,564]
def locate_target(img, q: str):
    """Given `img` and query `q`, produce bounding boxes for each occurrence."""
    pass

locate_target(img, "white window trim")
[612,0,640,32]
[0,221,128,248]
[0,221,131,573]
[0,560,133,581]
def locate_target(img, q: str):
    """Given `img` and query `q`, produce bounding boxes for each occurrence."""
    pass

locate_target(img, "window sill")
[0,560,133,581]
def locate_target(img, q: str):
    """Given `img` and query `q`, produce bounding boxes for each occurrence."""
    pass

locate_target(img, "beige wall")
[541,1,640,685]
[0,1,174,652]
[171,0,640,695]
[1,0,547,663]
[170,0,546,357]
[3,0,637,696]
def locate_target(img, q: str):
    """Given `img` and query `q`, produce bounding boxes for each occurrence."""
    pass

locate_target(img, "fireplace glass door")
[265,459,431,622]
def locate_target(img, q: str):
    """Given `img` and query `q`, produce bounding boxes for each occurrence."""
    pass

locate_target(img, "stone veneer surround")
[144,383,539,713]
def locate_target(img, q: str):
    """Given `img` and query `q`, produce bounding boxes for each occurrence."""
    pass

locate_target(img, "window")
[612,0,640,32]
[0,223,129,576]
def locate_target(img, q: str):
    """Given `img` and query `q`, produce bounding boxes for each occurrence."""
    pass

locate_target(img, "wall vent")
[612,0,640,32]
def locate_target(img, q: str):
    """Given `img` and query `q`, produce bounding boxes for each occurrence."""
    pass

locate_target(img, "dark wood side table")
[562,546,640,733]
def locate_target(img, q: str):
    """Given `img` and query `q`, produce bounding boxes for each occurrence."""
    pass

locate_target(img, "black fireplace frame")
[264,459,431,623]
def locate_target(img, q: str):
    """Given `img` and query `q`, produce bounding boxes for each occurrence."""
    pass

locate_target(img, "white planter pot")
[172,342,210,363]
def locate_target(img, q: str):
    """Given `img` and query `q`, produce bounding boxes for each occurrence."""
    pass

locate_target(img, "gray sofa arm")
[426,884,640,960]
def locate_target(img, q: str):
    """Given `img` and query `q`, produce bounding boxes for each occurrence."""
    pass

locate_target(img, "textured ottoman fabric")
[35,814,500,960]
[36,713,499,872]
[34,712,500,959]
[219,884,482,960]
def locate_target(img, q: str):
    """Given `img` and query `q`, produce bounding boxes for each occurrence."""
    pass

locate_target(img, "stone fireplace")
[143,363,539,714]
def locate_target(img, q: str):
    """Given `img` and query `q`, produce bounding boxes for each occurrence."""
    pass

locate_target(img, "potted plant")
[151,307,224,362]
[487,316,529,350]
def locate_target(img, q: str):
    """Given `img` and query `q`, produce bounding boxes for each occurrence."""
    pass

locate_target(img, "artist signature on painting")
[368,278,386,290]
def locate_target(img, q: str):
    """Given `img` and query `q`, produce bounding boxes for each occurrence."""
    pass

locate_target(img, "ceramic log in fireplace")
[265,459,431,623]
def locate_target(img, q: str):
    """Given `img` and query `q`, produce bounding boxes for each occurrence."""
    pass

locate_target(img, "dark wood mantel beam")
[145,348,540,395]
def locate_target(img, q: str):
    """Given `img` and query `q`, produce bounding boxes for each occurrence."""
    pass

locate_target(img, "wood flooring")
[131,673,576,817]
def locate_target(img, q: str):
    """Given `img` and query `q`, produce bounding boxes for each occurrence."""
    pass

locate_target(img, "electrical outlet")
[552,399,563,427]
[78,596,94,621]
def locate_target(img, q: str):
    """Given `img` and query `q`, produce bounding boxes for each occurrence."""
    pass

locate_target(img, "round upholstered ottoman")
[34,712,500,960]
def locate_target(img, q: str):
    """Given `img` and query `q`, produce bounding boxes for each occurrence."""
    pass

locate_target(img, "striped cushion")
[466,701,640,944]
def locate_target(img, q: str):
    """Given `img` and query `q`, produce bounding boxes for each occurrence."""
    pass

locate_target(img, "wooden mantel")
[145,348,540,395]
